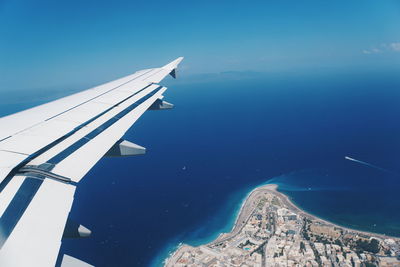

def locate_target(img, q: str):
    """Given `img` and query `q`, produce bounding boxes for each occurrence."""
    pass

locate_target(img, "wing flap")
[53,87,167,181]
[0,151,28,184]
[0,59,178,142]
[0,176,25,217]
[28,84,161,166]
[0,57,184,267]
[0,80,156,179]
[0,178,75,267]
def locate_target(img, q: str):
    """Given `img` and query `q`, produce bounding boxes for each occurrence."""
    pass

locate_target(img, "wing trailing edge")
[0,57,184,267]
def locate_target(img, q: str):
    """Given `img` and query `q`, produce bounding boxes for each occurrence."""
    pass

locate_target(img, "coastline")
[164,183,400,266]
[269,184,399,241]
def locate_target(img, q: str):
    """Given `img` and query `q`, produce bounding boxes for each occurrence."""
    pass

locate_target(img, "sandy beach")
[164,183,400,266]
[266,184,400,241]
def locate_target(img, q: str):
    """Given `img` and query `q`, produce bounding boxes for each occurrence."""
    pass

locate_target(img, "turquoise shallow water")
[1,72,399,266]
[150,182,255,267]
[155,167,400,266]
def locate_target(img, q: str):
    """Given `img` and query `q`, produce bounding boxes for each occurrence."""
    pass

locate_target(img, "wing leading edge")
[0,57,184,266]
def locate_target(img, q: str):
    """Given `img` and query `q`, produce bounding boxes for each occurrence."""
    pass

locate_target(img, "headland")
[165,184,400,266]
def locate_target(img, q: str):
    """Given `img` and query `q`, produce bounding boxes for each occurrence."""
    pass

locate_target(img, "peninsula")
[165,184,400,266]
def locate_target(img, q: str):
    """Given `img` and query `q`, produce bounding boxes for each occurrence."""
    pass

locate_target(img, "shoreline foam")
[164,183,400,266]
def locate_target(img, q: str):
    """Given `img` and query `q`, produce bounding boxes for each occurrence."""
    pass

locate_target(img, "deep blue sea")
[1,70,399,266]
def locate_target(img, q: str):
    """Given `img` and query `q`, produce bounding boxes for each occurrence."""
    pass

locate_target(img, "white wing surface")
[0,57,184,266]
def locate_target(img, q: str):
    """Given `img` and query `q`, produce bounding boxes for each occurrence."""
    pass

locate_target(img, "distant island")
[165,184,400,266]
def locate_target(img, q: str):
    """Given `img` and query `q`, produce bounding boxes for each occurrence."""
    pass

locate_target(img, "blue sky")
[1,0,399,91]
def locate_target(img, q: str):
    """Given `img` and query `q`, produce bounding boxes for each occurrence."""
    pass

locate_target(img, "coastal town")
[165,184,400,267]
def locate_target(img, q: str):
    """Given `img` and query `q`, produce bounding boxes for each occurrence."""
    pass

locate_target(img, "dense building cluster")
[166,186,400,267]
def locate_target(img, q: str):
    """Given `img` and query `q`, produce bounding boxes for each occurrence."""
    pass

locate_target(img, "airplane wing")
[0,57,184,267]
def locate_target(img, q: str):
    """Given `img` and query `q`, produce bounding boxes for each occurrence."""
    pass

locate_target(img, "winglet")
[162,57,184,71]
[162,57,184,78]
